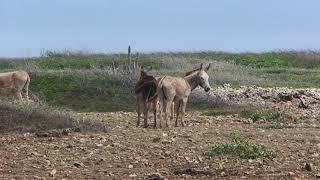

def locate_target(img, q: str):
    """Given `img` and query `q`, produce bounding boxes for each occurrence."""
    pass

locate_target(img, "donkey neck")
[184,72,200,91]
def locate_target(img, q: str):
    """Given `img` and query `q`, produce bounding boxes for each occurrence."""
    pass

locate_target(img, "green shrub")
[204,142,276,159]
[204,131,276,159]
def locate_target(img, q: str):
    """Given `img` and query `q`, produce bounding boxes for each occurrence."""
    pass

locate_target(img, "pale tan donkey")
[0,70,30,101]
[157,63,211,127]
[134,67,158,128]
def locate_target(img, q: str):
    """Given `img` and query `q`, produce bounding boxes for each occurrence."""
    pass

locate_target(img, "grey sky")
[1,0,319,57]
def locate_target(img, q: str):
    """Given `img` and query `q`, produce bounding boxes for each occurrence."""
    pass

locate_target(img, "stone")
[49,169,57,177]
[305,163,313,171]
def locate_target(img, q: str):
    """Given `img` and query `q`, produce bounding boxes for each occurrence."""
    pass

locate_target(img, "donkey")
[0,70,30,101]
[134,67,158,128]
[157,63,211,127]
[134,67,175,128]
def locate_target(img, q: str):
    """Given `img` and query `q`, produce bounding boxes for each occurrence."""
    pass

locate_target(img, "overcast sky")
[1,0,320,57]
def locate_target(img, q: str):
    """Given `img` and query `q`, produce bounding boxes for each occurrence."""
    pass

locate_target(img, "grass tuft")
[204,131,276,159]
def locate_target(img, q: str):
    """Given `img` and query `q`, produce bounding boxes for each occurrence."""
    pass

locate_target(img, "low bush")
[204,131,276,159]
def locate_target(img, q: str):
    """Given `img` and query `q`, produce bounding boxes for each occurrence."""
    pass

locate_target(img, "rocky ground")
[1,86,320,179]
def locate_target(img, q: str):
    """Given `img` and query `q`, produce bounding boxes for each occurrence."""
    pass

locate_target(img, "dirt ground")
[1,110,320,180]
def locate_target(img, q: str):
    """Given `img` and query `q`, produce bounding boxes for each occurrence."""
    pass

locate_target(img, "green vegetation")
[204,131,276,159]
[239,110,282,122]
[1,50,320,112]
[30,71,135,112]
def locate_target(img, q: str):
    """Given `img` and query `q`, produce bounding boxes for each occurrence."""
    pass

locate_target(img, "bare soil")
[1,110,320,180]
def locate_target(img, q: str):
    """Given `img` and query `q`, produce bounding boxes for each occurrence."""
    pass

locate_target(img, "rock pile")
[190,84,320,117]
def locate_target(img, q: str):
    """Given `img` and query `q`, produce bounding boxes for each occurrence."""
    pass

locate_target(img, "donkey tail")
[161,86,168,100]
[148,76,166,102]
[23,73,31,100]
[157,76,168,100]
[148,93,158,102]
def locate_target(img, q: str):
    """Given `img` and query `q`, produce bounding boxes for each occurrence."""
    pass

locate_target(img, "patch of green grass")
[239,110,281,122]
[204,131,276,159]
[202,108,244,116]
[204,143,276,159]
[228,131,247,143]
[30,72,135,112]
[190,51,292,68]
[254,68,320,88]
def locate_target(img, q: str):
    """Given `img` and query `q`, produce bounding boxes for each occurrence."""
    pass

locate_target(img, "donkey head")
[139,66,147,80]
[197,63,211,92]
[139,66,153,80]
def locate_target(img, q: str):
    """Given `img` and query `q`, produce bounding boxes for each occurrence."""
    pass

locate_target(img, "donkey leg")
[158,100,163,128]
[163,100,172,128]
[175,101,181,127]
[181,98,188,127]
[162,102,167,128]
[137,99,141,127]
[153,100,157,128]
[143,101,148,128]
[14,92,23,101]
[170,101,175,121]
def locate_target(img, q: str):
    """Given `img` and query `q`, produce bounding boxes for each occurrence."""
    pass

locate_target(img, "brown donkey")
[134,67,158,128]
[157,63,211,127]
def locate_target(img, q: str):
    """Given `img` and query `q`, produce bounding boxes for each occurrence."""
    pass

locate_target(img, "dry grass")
[0,98,108,133]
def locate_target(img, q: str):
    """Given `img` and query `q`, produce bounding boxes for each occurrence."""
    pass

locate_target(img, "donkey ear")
[139,66,145,76]
[140,66,144,72]
[199,63,204,70]
[205,63,212,72]
[146,66,152,72]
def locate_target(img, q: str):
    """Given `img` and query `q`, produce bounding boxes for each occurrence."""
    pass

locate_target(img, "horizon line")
[1,48,320,59]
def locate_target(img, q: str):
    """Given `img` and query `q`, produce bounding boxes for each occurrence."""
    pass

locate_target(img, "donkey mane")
[184,67,201,77]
